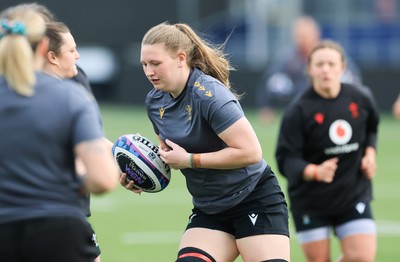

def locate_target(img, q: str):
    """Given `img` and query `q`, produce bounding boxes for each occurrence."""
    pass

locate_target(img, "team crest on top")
[186,105,192,121]
[314,112,324,124]
[159,107,165,119]
[348,102,359,118]
[329,119,352,145]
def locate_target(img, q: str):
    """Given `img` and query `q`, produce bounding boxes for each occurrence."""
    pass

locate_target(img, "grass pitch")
[90,104,400,261]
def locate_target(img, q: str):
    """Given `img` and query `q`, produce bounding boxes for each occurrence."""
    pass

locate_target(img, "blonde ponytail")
[0,9,46,96]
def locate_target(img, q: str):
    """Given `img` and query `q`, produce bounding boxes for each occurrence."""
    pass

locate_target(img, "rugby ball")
[112,134,171,193]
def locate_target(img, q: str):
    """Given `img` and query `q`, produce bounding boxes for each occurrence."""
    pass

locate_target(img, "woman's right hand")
[317,157,339,183]
[119,173,143,194]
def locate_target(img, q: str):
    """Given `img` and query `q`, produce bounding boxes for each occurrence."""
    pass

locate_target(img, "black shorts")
[292,201,374,232]
[0,216,99,262]
[87,222,101,257]
[185,175,289,239]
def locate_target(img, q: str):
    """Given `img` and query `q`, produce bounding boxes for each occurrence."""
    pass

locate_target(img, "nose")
[75,50,80,60]
[144,66,154,77]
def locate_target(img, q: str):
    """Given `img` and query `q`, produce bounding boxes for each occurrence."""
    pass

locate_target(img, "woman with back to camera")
[121,22,290,262]
[276,40,379,262]
[0,7,119,262]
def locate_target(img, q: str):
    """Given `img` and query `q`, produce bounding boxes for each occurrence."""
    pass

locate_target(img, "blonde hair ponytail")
[0,9,46,96]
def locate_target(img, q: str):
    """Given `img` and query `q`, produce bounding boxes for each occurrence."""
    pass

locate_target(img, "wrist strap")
[189,153,194,168]
[313,165,319,181]
[192,153,201,168]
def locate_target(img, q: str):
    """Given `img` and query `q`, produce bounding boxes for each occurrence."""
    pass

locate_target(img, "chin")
[153,84,164,90]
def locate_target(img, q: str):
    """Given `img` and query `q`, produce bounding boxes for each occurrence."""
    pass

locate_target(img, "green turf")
[90,103,400,261]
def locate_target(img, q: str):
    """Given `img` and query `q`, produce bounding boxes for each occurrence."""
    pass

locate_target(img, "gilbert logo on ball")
[112,134,171,193]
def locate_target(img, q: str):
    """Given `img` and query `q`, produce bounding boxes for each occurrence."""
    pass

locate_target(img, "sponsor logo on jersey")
[329,119,352,145]
[325,119,359,155]
[324,142,359,155]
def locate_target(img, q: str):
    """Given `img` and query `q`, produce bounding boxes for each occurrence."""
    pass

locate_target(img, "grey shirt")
[146,68,269,214]
[0,72,103,224]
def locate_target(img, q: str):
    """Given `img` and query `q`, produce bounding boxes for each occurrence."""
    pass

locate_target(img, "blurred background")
[1,0,398,111]
[1,1,399,261]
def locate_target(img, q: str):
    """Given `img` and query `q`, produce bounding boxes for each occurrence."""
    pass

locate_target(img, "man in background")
[256,15,362,123]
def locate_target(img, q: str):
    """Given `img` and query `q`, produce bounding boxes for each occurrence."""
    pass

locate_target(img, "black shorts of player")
[87,222,101,258]
[0,216,99,262]
[292,201,374,232]
[185,171,289,239]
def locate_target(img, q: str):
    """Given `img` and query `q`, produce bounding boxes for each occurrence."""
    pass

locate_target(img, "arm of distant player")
[360,146,377,179]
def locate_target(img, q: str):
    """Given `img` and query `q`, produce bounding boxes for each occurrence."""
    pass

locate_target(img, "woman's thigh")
[237,234,290,262]
[179,228,239,262]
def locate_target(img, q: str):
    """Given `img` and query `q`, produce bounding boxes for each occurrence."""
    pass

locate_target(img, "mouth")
[322,76,330,81]
[150,78,160,85]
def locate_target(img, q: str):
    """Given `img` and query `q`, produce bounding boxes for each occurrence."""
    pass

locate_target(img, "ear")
[177,51,187,68]
[46,50,58,64]
[37,37,49,58]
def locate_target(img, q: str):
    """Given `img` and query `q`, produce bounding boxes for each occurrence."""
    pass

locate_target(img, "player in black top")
[276,40,379,262]
[121,22,290,262]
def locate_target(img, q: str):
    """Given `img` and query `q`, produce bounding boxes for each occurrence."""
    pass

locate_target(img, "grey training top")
[146,68,268,214]
[0,72,103,225]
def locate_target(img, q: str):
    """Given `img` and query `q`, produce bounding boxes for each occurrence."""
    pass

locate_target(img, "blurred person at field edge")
[43,20,105,262]
[392,94,400,119]
[276,40,379,262]
[0,7,119,262]
[256,15,362,124]
[121,22,290,262]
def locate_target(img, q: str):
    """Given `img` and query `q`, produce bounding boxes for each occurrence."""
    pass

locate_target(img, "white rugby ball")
[112,134,171,193]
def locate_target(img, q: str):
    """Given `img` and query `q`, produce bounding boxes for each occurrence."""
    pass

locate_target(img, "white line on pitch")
[122,231,183,244]
[121,220,400,244]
